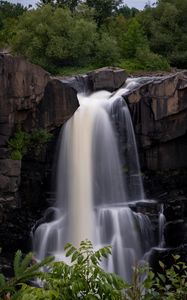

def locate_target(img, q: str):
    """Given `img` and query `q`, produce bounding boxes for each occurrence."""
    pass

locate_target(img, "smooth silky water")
[33,78,155,282]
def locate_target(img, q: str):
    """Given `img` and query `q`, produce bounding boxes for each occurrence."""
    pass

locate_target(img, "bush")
[94,32,121,66]
[8,128,52,160]
[136,46,170,71]
[170,50,187,69]
[11,6,98,71]
[0,241,125,300]
[8,127,30,160]
[0,241,186,299]
[28,129,53,157]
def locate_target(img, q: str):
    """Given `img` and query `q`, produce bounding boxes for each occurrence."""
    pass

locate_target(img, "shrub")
[94,32,121,66]
[0,250,54,299]
[0,242,186,300]
[8,127,30,160]
[136,46,170,71]
[28,129,53,157]
[8,128,53,160]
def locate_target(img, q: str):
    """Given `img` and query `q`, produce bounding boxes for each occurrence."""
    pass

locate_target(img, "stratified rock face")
[0,54,50,132]
[0,54,82,254]
[0,54,50,201]
[125,72,187,170]
[125,73,187,251]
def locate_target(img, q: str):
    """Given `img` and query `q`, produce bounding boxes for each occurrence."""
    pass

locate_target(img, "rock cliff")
[0,54,186,265]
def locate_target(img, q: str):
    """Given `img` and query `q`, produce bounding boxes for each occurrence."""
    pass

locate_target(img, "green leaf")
[64,243,72,251]
[71,250,80,262]
[159,261,165,269]
[13,250,23,277]
[0,273,5,287]
[158,273,166,283]
[66,246,76,257]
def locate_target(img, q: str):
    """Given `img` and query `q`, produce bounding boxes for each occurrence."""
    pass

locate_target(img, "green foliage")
[28,129,53,157]
[37,0,81,11]
[122,255,187,300]
[8,128,30,160]
[0,0,26,49]
[11,6,98,71]
[0,243,187,300]
[8,128,52,160]
[136,46,170,71]
[122,19,147,59]
[118,5,139,19]
[45,239,125,299]
[85,0,123,25]
[0,250,54,299]
[94,32,121,66]
[138,0,187,68]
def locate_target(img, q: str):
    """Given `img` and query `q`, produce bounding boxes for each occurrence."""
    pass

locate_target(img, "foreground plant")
[45,239,126,300]
[123,255,187,300]
[0,250,54,299]
[0,242,187,300]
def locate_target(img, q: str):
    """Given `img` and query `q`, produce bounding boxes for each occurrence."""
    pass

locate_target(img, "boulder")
[37,79,79,131]
[88,67,128,92]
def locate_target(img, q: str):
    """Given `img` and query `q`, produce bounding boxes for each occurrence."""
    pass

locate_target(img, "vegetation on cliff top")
[0,0,186,74]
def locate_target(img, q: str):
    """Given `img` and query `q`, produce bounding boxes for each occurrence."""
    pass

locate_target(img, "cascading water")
[158,204,166,247]
[33,79,154,282]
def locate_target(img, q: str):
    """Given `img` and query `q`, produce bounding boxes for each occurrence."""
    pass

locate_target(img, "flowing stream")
[33,78,155,282]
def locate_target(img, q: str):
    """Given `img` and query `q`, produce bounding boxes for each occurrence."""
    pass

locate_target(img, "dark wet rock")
[164,219,185,247]
[149,244,187,273]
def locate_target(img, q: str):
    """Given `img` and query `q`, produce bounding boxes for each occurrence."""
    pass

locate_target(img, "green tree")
[85,0,123,25]
[122,19,148,58]
[37,0,81,11]
[138,0,187,68]
[11,5,97,72]
[0,0,26,49]
[117,5,139,19]
[94,31,121,66]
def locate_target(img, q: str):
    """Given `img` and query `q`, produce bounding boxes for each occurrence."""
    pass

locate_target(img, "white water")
[33,79,154,282]
[158,204,166,247]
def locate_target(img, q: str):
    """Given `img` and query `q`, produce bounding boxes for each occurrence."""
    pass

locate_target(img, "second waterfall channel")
[33,79,154,282]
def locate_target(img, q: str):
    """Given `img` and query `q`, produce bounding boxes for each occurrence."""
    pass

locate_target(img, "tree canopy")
[2,0,187,73]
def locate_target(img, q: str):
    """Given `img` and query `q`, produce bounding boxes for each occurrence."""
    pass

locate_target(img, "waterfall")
[33,79,154,282]
[158,204,166,247]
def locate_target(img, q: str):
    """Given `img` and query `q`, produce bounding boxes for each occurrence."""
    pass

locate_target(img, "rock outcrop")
[0,54,80,253]
[122,73,187,252]
[124,72,187,171]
